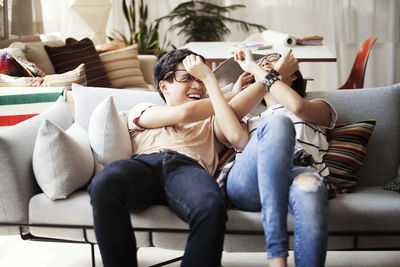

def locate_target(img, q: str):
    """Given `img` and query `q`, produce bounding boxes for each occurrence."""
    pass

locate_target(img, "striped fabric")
[0,87,64,130]
[323,119,376,193]
[0,63,87,90]
[214,146,237,178]
[99,45,148,89]
[44,38,111,87]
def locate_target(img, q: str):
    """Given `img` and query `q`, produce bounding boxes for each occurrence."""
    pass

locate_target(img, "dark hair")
[291,70,306,97]
[153,49,205,101]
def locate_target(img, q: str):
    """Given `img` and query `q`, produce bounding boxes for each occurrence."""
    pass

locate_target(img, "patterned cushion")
[323,119,376,193]
[383,166,400,193]
[44,38,111,87]
[0,87,64,130]
[12,56,45,77]
[0,63,87,90]
[0,51,31,77]
[9,40,65,75]
[98,45,148,89]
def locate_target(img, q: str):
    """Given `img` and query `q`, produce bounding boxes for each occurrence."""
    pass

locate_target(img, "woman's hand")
[273,49,299,82]
[233,49,258,73]
[232,72,254,95]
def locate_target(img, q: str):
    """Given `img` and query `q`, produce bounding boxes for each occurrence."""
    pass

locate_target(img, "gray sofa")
[1,82,400,266]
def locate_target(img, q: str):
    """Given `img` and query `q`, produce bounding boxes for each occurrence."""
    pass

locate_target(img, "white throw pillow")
[33,121,94,200]
[88,96,133,173]
[72,83,164,130]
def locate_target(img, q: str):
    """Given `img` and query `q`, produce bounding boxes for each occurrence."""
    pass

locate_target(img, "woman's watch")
[262,69,282,92]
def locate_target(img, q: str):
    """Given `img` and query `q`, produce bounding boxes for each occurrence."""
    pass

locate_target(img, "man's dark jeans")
[88,151,227,267]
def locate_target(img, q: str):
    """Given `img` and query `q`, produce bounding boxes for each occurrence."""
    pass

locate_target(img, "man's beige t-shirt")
[128,103,225,175]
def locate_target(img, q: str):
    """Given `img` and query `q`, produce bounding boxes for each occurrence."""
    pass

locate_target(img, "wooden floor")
[1,235,400,267]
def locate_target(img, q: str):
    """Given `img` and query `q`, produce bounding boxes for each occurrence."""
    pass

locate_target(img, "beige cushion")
[9,40,64,74]
[0,63,87,90]
[32,121,94,200]
[88,96,133,173]
[99,45,149,89]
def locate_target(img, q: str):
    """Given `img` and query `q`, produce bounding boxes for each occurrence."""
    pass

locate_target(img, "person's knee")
[88,166,123,201]
[294,174,321,191]
[258,115,295,139]
[194,194,227,223]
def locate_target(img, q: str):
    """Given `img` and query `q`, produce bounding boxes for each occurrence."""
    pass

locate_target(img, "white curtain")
[7,0,43,38]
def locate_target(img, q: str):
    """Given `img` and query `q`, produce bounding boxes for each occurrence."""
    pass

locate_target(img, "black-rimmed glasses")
[259,53,281,66]
[163,69,203,83]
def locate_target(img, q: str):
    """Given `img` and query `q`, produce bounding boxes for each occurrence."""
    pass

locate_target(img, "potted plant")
[156,0,267,43]
[109,0,163,55]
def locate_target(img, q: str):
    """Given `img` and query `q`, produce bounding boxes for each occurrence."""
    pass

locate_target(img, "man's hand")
[273,49,299,82]
[182,54,213,84]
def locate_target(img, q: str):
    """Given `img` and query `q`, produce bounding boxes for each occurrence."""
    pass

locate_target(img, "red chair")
[338,38,377,89]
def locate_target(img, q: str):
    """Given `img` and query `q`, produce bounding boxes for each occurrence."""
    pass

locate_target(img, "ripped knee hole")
[294,174,320,191]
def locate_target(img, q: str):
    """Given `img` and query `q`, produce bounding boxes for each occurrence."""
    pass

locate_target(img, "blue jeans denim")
[88,151,227,267]
[226,115,328,267]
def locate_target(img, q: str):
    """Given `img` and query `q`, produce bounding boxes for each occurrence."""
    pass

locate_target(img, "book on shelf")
[296,35,323,45]
[230,43,273,52]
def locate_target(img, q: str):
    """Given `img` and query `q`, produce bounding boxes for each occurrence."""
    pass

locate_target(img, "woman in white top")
[225,49,337,267]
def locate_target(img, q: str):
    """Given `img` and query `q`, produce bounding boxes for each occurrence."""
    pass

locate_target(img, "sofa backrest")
[71,84,165,130]
[69,83,400,186]
[306,83,400,186]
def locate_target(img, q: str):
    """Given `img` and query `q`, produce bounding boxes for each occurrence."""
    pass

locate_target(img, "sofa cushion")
[0,51,31,76]
[28,191,151,246]
[0,47,27,60]
[0,87,64,130]
[0,96,73,227]
[44,38,111,87]
[9,40,64,75]
[33,121,94,200]
[324,119,376,193]
[98,45,148,89]
[306,84,400,186]
[0,63,87,90]
[88,96,133,173]
[72,84,164,130]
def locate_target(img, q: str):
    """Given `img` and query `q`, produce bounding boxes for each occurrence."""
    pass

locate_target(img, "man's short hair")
[153,49,206,101]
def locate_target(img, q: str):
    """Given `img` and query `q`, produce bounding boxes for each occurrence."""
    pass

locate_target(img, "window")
[0,0,43,40]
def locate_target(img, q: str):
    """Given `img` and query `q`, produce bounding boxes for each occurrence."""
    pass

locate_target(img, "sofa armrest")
[0,97,73,232]
[138,54,157,86]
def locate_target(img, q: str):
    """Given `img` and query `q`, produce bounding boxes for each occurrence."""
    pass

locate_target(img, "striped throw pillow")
[0,63,87,90]
[0,87,64,130]
[323,119,376,193]
[99,45,148,89]
[44,38,111,88]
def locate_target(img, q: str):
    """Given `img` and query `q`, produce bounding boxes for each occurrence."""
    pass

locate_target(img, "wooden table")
[182,41,336,68]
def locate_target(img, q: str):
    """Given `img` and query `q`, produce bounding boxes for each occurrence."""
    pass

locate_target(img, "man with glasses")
[88,48,251,267]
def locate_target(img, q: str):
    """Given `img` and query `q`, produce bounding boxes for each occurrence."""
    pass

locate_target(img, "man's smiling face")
[161,63,206,106]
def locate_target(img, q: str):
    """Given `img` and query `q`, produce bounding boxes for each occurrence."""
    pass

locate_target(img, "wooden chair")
[338,38,377,89]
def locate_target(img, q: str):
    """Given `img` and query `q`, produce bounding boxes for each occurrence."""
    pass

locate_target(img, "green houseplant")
[156,0,267,43]
[109,0,162,55]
